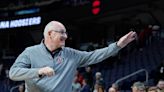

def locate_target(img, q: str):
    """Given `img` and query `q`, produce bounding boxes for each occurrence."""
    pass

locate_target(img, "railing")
[114,69,149,85]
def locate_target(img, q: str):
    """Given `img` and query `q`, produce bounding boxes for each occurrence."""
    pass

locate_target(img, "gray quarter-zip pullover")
[9,42,121,92]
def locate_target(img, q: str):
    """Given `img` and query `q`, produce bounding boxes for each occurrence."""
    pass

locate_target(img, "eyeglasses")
[53,30,68,35]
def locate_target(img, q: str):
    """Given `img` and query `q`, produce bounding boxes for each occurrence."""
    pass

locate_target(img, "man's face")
[132,87,145,92]
[49,28,67,48]
[157,81,164,89]
[85,67,91,72]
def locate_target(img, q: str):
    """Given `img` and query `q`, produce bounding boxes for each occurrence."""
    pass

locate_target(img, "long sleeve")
[73,42,121,67]
[9,49,39,81]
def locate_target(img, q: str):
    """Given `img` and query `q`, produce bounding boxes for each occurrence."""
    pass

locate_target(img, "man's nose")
[63,33,68,39]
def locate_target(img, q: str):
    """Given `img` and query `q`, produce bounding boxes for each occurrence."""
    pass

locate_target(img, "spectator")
[111,83,119,92]
[147,86,158,92]
[95,72,104,87]
[108,87,118,92]
[72,76,81,92]
[80,78,91,92]
[131,82,146,92]
[83,66,94,89]
[93,82,105,92]
[18,84,25,92]
[157,79,164,92]
[75,70,84,86]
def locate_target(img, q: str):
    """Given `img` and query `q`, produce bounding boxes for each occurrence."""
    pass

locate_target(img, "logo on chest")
[56,56,64,64]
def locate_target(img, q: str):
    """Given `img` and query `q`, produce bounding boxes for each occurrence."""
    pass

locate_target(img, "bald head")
[43,21,67,51]
[43,21,66,38]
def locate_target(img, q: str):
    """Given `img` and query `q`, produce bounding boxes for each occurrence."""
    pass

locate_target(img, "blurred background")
[0,0,164,92]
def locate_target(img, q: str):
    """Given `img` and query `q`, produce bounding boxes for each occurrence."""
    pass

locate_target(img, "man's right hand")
[38,67,55,77]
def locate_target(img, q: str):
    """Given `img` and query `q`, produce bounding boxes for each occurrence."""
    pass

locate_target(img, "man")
[108,87,118,92]
[157,79,164,92]
[9,21,137,92]
[80,78,91,92]
[18,84,25,92]
[83,66,93,89]
[95,72,104,88]
[131,81,146,92]
[109,83,119,92]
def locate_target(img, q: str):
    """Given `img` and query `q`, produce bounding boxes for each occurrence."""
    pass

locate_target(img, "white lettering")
[0,16,41,29]
[0,21,9,29]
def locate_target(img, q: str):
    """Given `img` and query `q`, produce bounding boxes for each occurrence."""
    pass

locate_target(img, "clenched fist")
[38,67,55,77]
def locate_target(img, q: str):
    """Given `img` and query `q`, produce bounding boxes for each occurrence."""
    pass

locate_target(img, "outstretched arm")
[74,31,137,67]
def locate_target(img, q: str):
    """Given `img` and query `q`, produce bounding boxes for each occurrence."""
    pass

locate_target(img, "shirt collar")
[41,39,62,57]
